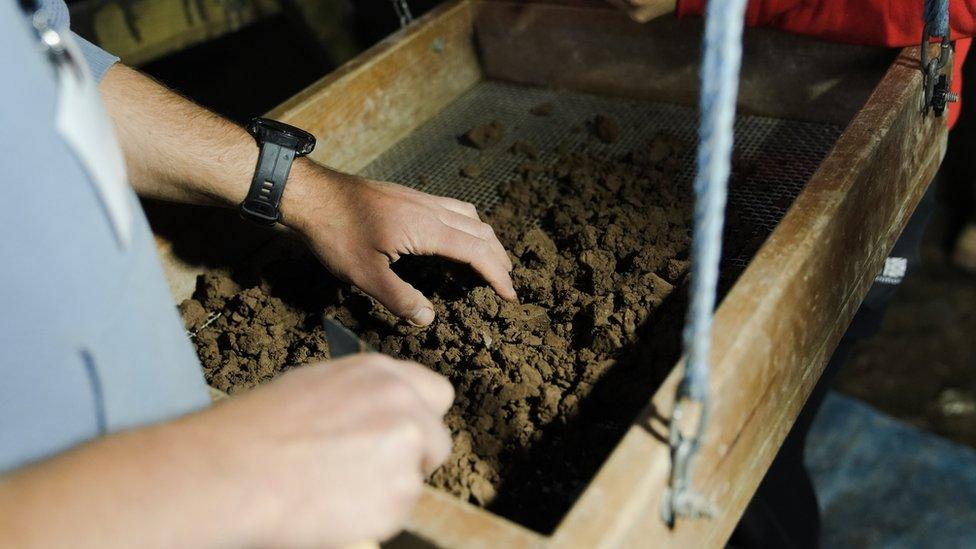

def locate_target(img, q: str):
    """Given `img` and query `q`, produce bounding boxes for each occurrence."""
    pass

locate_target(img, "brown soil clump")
[183,133,694,532]
[593,114,620,143]
[529,102,554,116]
[510,139,540,160]
[460,163,482,178]
[462,120,506,150]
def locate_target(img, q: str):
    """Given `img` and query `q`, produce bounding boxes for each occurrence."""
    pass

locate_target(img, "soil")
[462,120,506,150]
[182,115,695,532]
[529,102,554,116]
[592,114,620,144]
[460,163,483,178]
[510,139,540,160]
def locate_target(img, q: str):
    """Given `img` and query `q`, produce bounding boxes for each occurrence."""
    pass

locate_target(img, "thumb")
[356,260,436,326]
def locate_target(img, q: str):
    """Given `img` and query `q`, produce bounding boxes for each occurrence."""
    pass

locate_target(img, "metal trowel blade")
[322,316,374,358]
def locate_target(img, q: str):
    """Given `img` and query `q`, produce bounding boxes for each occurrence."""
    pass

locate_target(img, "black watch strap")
[240,141,297,225]
[240,118,315,225]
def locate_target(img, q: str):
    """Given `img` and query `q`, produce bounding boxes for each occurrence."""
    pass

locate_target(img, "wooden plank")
[473,2,894,125]
[70,0,279,66]
[390,488,545,549]
[265,0,482,173]
[548,46,947,548]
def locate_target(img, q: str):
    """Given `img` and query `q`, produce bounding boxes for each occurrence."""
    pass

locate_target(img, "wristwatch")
[239,118,316,225]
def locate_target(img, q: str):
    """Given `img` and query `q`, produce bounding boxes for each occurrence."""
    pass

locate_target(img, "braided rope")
[925,0,949,38]
[682,0,749,402]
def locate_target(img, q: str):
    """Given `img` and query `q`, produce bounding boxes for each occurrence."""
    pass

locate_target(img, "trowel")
[322,315,374,358]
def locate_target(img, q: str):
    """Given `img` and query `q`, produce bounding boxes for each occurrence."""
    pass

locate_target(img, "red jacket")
[677,0,974,128]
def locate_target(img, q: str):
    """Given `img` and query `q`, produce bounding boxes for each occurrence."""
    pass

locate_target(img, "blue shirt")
[0,0,210,472]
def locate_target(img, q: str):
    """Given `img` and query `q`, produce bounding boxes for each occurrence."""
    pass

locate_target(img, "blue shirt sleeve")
[72,31,119,82]
[40,0,119,82]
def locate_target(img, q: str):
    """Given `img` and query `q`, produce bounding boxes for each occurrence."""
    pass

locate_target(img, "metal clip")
[661,389,716,526]
[390,0,414,28]
[921,24,957,116]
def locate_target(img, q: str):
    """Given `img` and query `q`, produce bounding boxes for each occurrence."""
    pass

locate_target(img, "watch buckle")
[240,199,281,225]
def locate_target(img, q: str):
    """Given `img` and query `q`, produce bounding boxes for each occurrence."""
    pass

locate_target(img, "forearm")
[0,415,261,549]
[98,63,333,229]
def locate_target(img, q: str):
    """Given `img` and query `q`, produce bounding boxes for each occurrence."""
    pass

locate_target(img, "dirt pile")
[529,102,554,116]
[182,117,695,531]
[462,120,506,150]
[592,113,620,144]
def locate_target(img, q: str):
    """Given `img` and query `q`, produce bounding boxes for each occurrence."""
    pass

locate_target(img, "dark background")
[136,0,442,123]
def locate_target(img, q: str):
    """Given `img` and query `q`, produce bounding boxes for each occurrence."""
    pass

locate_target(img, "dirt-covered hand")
[193,354,454,547]
[604,0,676,22]
[284,167,517,326]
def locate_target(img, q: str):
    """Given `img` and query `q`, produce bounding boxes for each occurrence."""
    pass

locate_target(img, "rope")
[682,0,749,407]
[664,0,749,524]
[924,0,949,38]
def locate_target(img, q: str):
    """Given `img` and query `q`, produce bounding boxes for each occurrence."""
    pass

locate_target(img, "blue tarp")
[806,393,976,547]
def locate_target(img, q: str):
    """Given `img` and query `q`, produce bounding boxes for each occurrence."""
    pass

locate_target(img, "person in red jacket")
[607,1,970,547]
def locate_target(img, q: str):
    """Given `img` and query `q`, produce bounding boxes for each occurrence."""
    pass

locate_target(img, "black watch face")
[249,118,316,155]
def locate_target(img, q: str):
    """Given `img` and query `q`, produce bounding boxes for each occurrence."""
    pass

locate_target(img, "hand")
[194,354,454,547]
[0,354,452,549]
[284,166,517,326]
[97,66,514,326]
[97,66,513,326]
[604,0,676,22]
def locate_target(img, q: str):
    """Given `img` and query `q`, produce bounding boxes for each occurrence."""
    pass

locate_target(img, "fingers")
[439,211,513,271]
[374,356,455,416]
[403,405,452,474]
[427,226,517,302]
[321,355,453,416]
[379,386,451,476]
[367,357,453,473]
[325,355,453,471]
[355,257,437,326]
[431,203,517,301]
[436,197,481,220]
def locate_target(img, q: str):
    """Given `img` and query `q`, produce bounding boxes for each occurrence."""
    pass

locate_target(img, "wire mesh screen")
[360,81,843,267]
